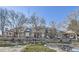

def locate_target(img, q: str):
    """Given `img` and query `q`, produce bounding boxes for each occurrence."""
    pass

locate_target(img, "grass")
[22,44,56,52]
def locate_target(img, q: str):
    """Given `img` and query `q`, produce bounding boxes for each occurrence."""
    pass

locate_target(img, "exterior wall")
[4,31,14,37]
[31,32,34,37]
[4,27,46,39]
[25,32,30,37]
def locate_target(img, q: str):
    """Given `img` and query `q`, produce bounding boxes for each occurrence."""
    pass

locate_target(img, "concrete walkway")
[45,45,64,52]
[47,46,64,52]
[0,45,25,52]
[45,43,66,52]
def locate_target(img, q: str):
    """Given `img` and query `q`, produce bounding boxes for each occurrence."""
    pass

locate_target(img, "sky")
[0,6,79,28]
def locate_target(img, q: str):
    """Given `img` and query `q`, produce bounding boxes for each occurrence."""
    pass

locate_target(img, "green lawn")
[22,44,56,52]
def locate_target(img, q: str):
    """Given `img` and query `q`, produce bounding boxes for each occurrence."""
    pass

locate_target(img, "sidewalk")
[0,45,25,52]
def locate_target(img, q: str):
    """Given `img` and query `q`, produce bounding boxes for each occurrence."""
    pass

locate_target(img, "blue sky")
[0,6,79,26]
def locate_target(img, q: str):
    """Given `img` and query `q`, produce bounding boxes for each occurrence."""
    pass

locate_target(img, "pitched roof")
[24,28,32,32]
[65,30,75,33]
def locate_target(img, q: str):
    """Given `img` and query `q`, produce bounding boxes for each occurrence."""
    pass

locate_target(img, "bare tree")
[40,18,46,37]
[30,13,46,44]
[0,8,9,37]
[39,17,46,28]
[9,10,27,38]
[67,10,79,40]
[49,21,57,39]
[30,13,39,37]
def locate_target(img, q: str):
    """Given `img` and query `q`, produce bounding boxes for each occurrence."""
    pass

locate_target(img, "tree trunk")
[75,33,78,40]
[2,30,4,37]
